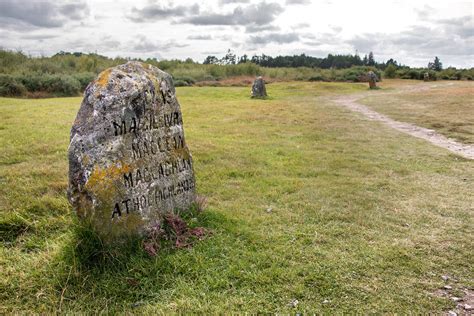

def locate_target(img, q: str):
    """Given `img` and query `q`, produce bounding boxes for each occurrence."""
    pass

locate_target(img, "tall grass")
[0,50,385,97]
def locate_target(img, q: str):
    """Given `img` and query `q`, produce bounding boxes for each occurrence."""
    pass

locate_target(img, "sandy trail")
[333,84,474,160]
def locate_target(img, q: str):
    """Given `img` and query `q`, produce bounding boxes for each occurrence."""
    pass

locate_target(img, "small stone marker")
[251,76,267,98]
[424,72,430,82]
[68,61,196,242]
[367,71,378,89]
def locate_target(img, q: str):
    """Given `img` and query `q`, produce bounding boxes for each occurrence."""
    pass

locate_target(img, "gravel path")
[333,85,474,160]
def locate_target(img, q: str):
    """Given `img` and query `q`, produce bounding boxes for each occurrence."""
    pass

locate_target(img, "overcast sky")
[0,0,473,67]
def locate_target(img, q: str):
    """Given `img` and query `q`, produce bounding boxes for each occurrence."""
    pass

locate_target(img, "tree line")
[204,50,384,69]
[203,50,454,73]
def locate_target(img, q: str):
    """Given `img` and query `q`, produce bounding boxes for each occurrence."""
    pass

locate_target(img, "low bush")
[14,74,81,96]
[73,72,96,90]
[398,68,422,80]
[49,75,81,95]
[308,74,326,81]
[0,75,27,97]
[174,76,196,85]
[174,79,191,87]
[384,64,397,78]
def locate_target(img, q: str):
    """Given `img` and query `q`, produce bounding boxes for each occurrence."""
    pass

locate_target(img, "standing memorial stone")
[367,71,378,89]
[251,76,267,98]
[68,61,196,242]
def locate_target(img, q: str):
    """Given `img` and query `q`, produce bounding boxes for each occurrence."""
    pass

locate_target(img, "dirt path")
[333,85,474,160]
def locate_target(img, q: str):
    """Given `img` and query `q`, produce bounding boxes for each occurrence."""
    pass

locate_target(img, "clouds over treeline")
[0,0,472,67]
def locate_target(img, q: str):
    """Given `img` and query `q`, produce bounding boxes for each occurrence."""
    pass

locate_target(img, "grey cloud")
[415,7,473,39]
[20,34,58,40]
[132,36,189,52]
[133,41,159,52]
[285,0,311,4]
[59,3,89,20]
[293,22,310,29]
[347,20,474,57]
[128,3,199,22]
[300,33,317,40]
[201,50,222,55]
[346,35,378,52]
[100,39,121,49]
[249,32,300,45]
[216,34,233,41]
[245,24,280,33]
[437,15,474,39]
[330,25,342,33]
[187,35,213,40]
[219,0,250,4]
[415,4,435,20]
[182,2,283,26]
[0,0,89,29]
[301,29,341,45]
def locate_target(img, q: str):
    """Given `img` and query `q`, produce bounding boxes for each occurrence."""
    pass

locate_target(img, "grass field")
[0,81,473,313]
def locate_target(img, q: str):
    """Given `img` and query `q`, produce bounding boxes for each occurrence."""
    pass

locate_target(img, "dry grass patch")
[362,80,474,143]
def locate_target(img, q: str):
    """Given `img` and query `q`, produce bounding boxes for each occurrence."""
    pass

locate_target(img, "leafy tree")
[203,56,218,64]
[221,49,236,65]
[428,56,442,71]
[251,55,261,64]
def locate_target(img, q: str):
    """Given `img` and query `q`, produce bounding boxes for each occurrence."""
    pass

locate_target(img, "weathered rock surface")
[68,61,196,242]
[251,76,267,98]
[367,71,378,89]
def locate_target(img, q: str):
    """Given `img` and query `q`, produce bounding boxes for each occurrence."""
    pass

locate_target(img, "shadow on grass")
[49,209,252,311]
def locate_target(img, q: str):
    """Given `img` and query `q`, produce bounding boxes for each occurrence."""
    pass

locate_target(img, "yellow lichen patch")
[85,162,131,195]
[96,68,112,87]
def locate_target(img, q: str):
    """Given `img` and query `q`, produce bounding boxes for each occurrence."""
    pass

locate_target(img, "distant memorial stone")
[424,72,430,82]
[251,76,267,98]
[68,61,196,242]
[367,71,378,89]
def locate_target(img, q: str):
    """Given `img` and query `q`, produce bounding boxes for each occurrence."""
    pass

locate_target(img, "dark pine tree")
[368,52,375,66]
[238,54,248,64]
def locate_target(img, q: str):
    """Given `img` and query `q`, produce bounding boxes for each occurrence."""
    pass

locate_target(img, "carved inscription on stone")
[68,62,196,241]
